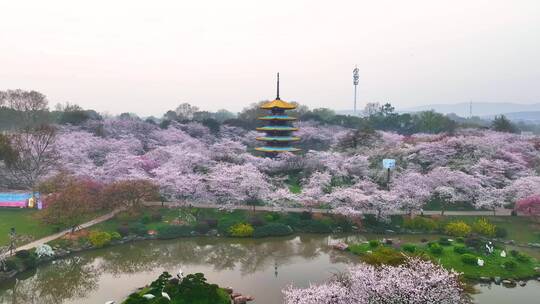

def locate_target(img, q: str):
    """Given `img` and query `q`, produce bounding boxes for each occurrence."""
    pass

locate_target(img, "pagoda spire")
[276,72,280,100]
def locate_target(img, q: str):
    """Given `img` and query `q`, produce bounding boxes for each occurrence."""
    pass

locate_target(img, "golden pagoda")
[255,73,301,155]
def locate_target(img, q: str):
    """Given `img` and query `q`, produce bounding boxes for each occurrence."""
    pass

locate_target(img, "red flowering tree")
[515,195,540,220]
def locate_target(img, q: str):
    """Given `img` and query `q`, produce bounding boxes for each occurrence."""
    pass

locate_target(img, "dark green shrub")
[264,212,281,222]
[248,217,265,227]
[129,222,147,236]
[299,211,312,220]
[140,214,151,224]
[464,237,482,250]
[253,223,293,238]
[369,240,379,248]
[402,243,416,253]
[151,212,163,222]
[205,219,218,228]
[495,226,508,238]
[195,222,211,234]
[117,225,130,237]
[15,250,30,259]
[510,250,519,257]
[429,243,443,255]
[217,218,238,235]
[503,260,517,270]
[516,253,530,263]
[4,258,17,271]
[461,253,477,265]
[157,225,193,239]
[303,220,332,233]
[453,245,469,254]
[438,238,451,246]
[456,237,464,243]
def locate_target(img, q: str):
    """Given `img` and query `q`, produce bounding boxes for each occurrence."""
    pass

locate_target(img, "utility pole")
[353,66,359,114]
[469,100,473,118]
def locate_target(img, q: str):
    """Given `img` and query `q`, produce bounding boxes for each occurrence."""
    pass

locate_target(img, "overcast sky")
[1,0,539,116]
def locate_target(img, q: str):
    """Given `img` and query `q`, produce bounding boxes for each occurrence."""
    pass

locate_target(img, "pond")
[0,234,539,304]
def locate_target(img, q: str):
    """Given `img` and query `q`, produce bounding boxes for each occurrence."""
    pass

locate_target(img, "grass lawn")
[0,208,56,246]
[348,241,540,280]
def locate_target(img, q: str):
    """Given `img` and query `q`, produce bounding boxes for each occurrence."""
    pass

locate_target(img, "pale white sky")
[1,0,539,116]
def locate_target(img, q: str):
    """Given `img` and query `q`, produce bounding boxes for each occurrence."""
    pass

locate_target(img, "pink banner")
[0,201,27,207]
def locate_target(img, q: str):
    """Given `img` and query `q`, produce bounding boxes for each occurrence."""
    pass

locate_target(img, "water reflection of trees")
[0,235,359,303]
[0,256,101,304]
[94,236,353,276]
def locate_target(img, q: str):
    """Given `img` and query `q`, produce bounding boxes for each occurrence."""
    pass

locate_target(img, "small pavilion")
[255,73,300,155]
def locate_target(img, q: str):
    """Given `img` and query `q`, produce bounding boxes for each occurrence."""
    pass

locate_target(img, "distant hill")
[482,111,540,123]
[399,102,540,117]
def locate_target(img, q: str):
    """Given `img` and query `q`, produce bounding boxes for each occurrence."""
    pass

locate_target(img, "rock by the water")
[502,280,516,287]
[518,281,526,287]
[479,277,491,283]
[494,277,501,284]
[332,243,349,251]
[224,287,233,294]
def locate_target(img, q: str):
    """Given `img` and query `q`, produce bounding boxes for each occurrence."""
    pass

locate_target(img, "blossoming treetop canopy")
[255,73,301,154]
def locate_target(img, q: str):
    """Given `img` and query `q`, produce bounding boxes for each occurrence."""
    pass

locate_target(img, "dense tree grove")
[1,92,539,217]
[26,115,537,217]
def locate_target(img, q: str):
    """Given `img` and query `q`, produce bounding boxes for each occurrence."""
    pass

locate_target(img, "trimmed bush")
[503,260,517,270]
[461,253,477,265]
[456,237,465,243]
[205,219,218,228]
[157,225,193,239]
[299,211,312,220]
[110,232,122,240]
[129,222,148,236]
[248,217,265,227]
[228,223,254,237]
[453,245,469,254]
[195,222,211,234]
[445,221,471,237]
[516,253,530,263]
[495,226,508,238]
[510,249,519,257]
[140,214,151,224]
[369,240,379,248]
[429,243,443,255]
[117,225,130,237]
[253,223,293,238]
[89,231,112,248]
[151,212,163,222]
[402,243,416,253]
[403,216,439,231]
[465,237,482,250]
[438,238,451,246]
[15,250,30,259]
[472,218,496,237]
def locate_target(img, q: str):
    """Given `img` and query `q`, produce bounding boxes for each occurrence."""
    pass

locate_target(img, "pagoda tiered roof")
[255,146,301,153]
[258,115,297,121]
[256,136,301,142]
[256,126,298,131]
[260,98,297,110]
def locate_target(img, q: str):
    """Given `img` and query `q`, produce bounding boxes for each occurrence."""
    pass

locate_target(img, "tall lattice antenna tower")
[353,66,359,114]
[469,100,473,118]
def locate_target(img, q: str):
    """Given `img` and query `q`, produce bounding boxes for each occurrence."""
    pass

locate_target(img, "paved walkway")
[2,208,123,257]
[144,201,513,216]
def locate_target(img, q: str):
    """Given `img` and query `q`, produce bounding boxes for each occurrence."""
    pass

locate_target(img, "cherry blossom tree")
[283,258,468,304]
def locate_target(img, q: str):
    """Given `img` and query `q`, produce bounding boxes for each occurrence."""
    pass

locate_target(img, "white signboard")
[382,159,396,170]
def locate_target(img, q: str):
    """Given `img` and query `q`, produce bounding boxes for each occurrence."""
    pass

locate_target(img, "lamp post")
[9,227,16,256]
[353,66,359,114]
